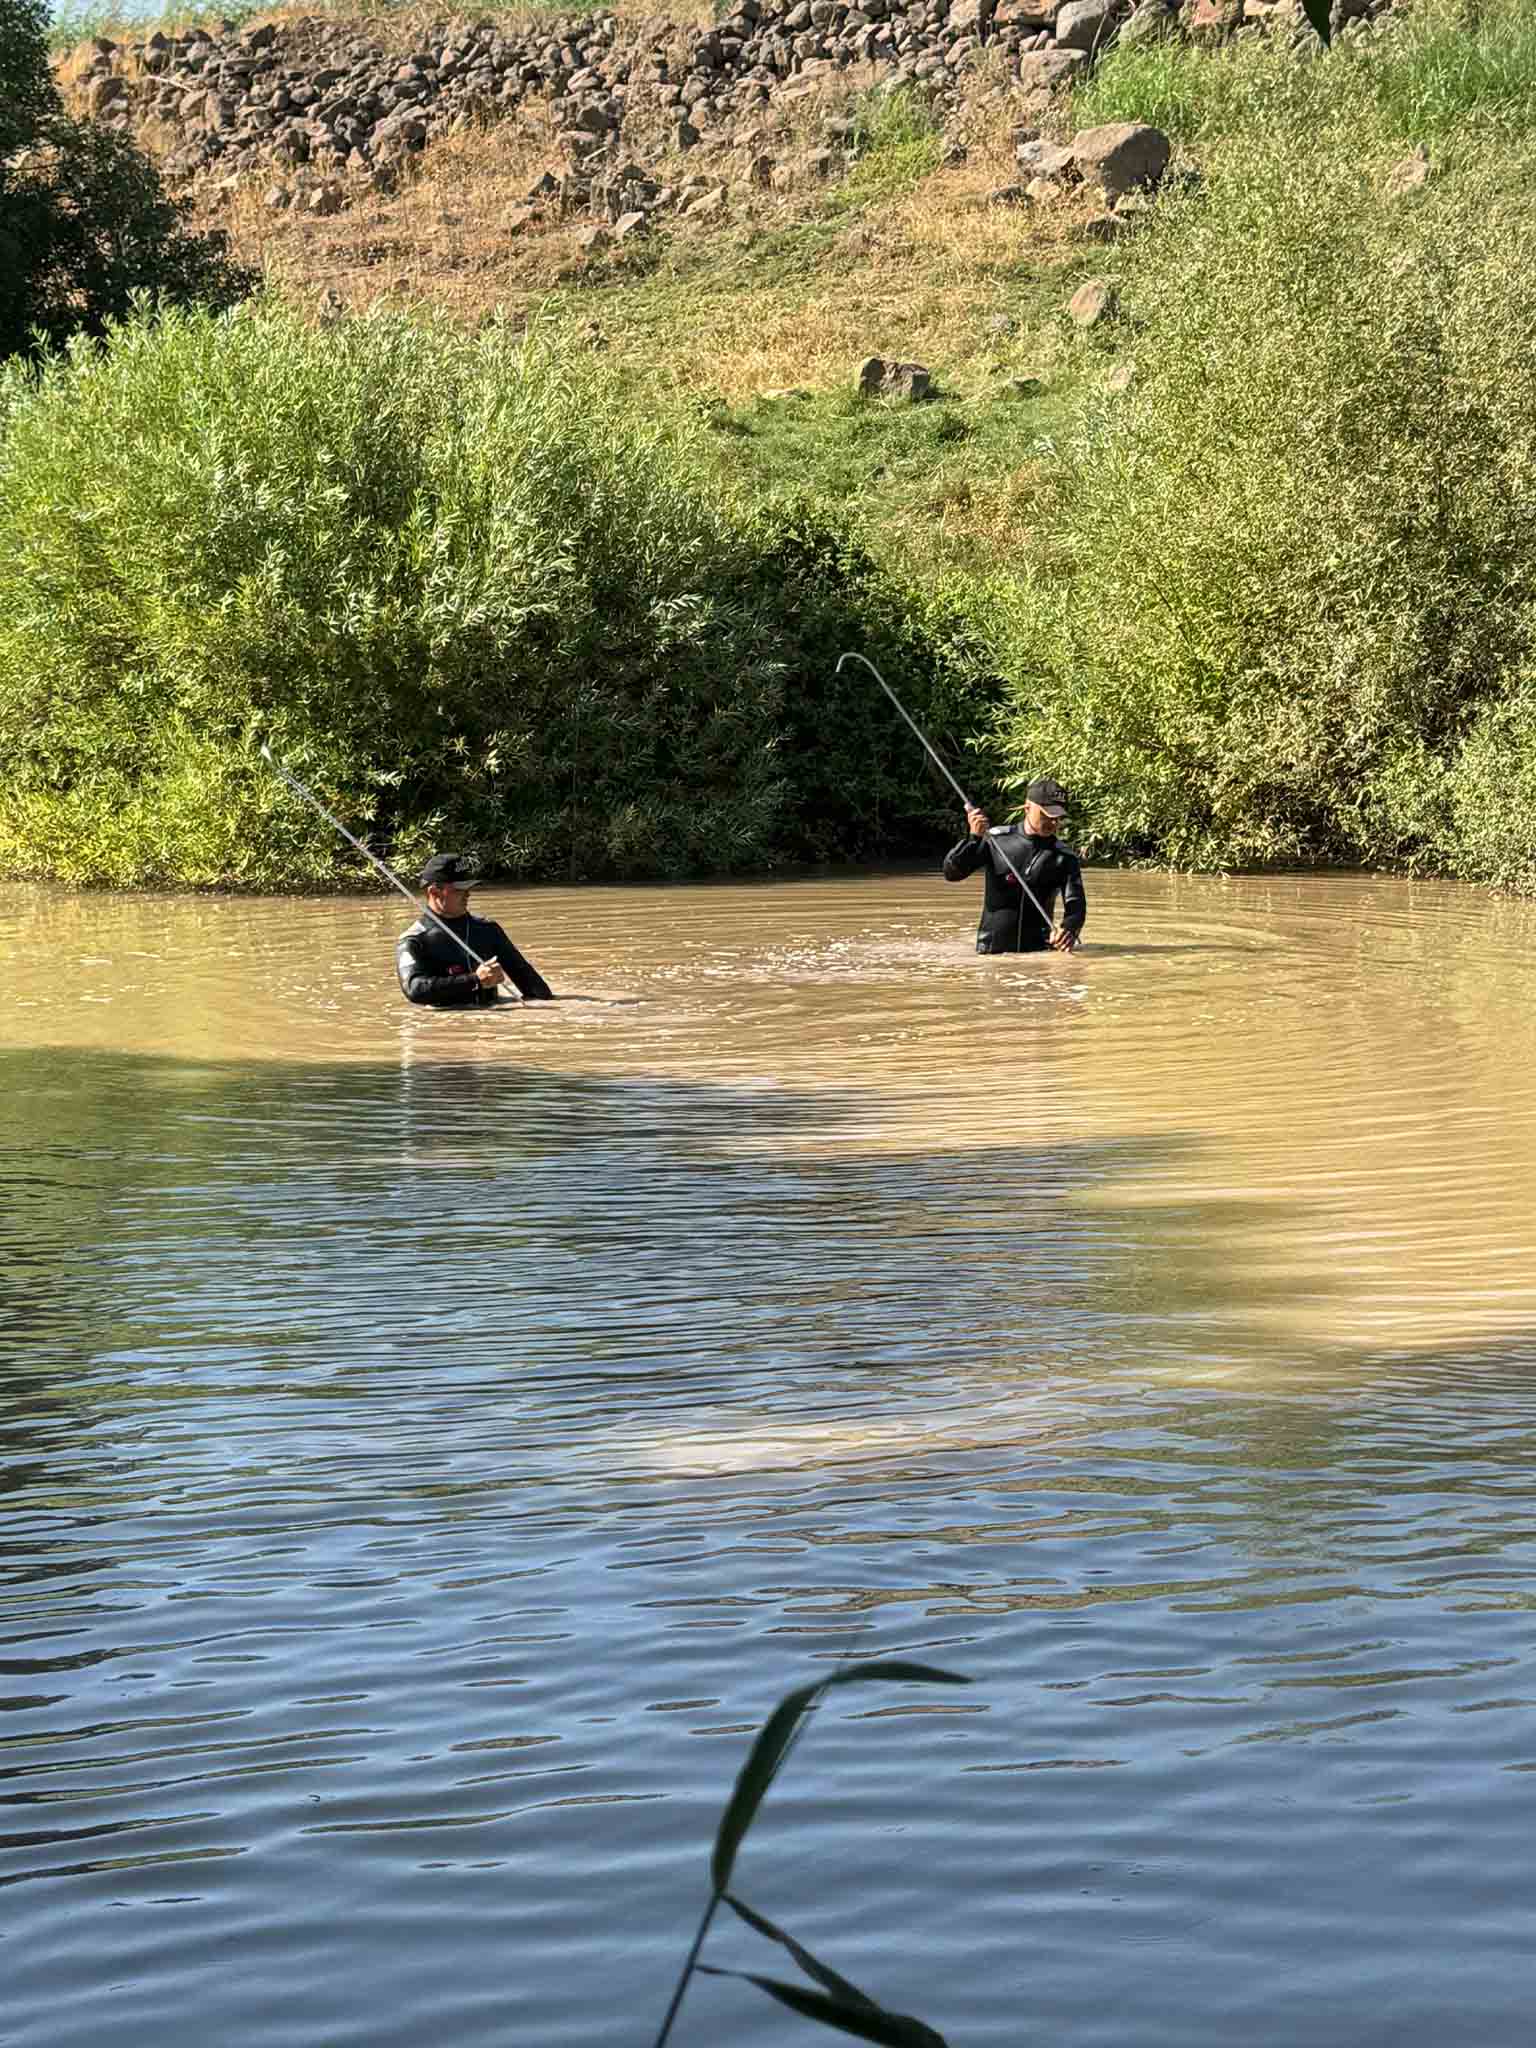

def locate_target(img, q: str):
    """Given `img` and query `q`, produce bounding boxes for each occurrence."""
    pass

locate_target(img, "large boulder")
[1016,47,1088,88]
[1119,0,1180,42]
[1066,278,1116,327]
[948,0,997,32]
[1054,0,1122,50]
[1184,0,1243,36]
[858,356,932,401]
[1071,121,1171,202]
[1020,138,1079,179]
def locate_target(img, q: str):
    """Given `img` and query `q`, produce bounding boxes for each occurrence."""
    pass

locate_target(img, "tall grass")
[1073,0,1536,146]
[1370,0,1536,136]
[1069,34,1334,145]
[0,299,989,887]
[832,86,944,211]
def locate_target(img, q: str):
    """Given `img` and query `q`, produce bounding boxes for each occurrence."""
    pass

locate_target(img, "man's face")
[426,881,472,918]
[1023,801,1064,838]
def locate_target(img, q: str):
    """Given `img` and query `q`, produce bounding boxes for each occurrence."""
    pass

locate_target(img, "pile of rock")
[65,0,1399,203]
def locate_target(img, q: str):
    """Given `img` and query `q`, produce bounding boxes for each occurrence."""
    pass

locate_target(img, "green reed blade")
[821,1660,971,1687]
[725,1892,879,2010]
[709,1681,820,1896]
[698,1967,950,2047]
[709,1662,969,1895]
[1300,0,1332,47]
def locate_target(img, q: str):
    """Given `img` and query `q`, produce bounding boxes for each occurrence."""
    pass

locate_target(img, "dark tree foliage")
[0,0,253,361]
[0,0,55,152]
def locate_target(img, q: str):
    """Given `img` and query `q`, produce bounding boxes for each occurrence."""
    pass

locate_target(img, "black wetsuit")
[396,912,553,1006]
[942,827,1087,954]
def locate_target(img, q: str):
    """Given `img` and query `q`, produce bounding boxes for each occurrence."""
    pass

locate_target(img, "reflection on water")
[3,869,1536,2048]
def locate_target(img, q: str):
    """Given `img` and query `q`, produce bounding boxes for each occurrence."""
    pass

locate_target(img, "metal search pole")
[258,743,518,998]
[834,650,1061,939]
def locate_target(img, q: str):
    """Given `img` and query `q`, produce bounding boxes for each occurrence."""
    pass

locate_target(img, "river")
[4,867,1536,2048]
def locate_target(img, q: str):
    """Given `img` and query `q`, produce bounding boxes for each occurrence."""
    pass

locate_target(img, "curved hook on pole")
[835,651,1059,939]
[836,650,976,815]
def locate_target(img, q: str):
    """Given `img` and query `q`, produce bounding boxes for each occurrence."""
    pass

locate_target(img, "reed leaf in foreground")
[653,1659,969,2047]
[698,1969,948,2047]
[710,1658,967,1895]
[1299,0,1332,48]
[724,1893,877,2010]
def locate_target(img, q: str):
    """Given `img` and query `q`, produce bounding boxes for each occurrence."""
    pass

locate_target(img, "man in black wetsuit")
[396,853,555,1007]
[942,776,1086,954]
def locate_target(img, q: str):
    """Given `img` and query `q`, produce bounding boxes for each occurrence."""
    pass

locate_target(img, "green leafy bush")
[1,0,54,145]
[0,302,992,887]
[1442,680,1536,893]
[991,109,1536,874]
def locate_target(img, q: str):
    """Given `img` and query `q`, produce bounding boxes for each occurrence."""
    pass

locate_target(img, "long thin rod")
[834,651,1059,936]
[258,743,504,985]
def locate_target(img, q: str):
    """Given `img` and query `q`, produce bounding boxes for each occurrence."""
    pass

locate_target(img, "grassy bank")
[188,79,1120,574]
[16,0,1536,890]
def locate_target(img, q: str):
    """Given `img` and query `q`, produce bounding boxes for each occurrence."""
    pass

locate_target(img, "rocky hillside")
[66,0,1393,224]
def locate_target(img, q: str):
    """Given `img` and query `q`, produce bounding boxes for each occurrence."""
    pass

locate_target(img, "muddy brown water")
[4,867,1536,2048]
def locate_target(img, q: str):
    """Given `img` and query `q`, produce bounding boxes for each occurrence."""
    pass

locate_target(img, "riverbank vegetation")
[0,305,994,886]
[7,0,1536,890]
[996,7,1536,885]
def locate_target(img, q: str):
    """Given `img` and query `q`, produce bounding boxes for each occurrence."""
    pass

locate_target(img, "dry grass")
[184,81,1105,407]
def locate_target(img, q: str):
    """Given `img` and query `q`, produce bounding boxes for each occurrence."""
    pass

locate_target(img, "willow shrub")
[993,96,1536,874]
[0,301,991,886]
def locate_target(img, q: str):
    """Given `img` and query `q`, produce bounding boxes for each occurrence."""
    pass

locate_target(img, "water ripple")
[3,872,1536,2045]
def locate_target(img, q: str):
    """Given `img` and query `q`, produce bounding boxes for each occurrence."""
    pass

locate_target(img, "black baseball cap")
[1025,777,1069,816]
[420,852,478,887]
